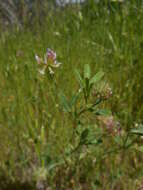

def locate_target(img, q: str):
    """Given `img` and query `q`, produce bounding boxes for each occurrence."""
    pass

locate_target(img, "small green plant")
[59,63,120,155]
[31,50,141,189]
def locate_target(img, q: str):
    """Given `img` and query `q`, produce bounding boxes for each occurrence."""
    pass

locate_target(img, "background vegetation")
[0,0,143,189]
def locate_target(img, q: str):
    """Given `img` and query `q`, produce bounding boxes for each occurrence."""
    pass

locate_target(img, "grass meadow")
[0,1,143,189]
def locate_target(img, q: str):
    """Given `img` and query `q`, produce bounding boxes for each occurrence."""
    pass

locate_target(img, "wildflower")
[101,116,114,132]
[35,48,62,75]
[92,83,112,101]
[45,48,62,68]
[97,116,121,135]
[101,85,112,100]
[45,48,56,64]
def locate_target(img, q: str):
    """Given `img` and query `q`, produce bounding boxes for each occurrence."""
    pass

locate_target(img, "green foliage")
[89,71,104,85]
[0,1,143,189]
[130,124,143,136]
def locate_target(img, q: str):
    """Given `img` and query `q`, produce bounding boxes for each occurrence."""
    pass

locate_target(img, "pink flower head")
[46,48,56,63]
[35,48,62,75]
[45,48,62,67]
[97,116,121,135]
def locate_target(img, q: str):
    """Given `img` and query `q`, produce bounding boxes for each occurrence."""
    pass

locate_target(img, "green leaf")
[130,125,143,136]
[47,159,64,171]
[86,134,97,145]
[75,69,84,89]
[59,93,71,112]
[85,128,98,145]
[95,109,112,116]
[80,128,89,143]
[84,64,91,79]
[108,32,117,51]
[90,139,98,145]
[69,93,79,107]
[89,71,104,85]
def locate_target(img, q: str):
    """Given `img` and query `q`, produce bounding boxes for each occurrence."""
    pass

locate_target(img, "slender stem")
[77,98,102,117]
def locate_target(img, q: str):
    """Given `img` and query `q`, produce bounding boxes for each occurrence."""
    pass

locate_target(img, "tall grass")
[0,1,143,189]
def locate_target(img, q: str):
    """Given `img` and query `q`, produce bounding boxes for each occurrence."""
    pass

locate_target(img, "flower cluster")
[97,116,121,135]
[92,83,112,101]
[35,48,62,75]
